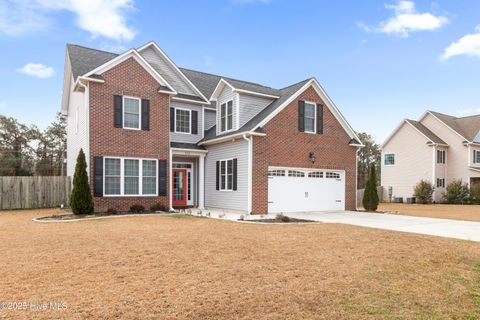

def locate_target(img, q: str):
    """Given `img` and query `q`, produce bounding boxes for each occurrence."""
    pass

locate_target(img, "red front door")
[172,169,187,207]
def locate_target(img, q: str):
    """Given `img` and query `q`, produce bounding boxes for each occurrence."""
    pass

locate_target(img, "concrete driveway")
[287,211,480,242]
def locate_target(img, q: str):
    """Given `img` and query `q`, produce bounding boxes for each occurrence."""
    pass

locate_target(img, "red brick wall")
[252,86,357,214]
[89,57,170,212]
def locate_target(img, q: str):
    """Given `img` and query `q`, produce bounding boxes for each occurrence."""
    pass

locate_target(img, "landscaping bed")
[35,210,169,221]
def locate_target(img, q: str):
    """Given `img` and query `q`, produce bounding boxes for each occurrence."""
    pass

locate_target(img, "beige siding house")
[381,111,480,202]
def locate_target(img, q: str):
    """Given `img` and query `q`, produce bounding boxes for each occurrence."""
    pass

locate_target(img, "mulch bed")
[36,211,169,221]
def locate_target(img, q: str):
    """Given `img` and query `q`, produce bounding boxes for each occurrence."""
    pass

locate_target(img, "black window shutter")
[170,108,175,132]
[141,99,150,131]
[114,95,123,128]
[216,161,220,190]
[93,156,103,197]
[298,101,305,132]
[191,110,198,135]
[317,104,324,134]
[232,158,238,191]
[158,160,167,196]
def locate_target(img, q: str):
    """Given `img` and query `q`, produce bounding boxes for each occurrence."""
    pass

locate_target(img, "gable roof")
[405,119,447,145]
[426,111,480,142]
[67,44,118,80]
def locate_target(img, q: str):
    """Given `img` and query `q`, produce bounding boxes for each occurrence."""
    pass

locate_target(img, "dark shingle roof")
[67,44,118,80]
[429,111,480,142]
[405,119,447,145]
[170,142,205,150]
[202,78,311,142]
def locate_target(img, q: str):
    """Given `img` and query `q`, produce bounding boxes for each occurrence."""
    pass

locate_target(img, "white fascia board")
[171,148,208,155]
[209,78,235,101]
[61,51,72,114]
[83,49,177,94]
[233,88,279,99]
[171,96,205,105]
[137,41,209,103]
[253,78,360,143]
[198,131,266,146]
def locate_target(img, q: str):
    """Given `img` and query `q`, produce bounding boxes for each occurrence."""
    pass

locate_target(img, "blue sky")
[1,0,480,142]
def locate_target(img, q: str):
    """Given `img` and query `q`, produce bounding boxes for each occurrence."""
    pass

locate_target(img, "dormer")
[210,78,278,135]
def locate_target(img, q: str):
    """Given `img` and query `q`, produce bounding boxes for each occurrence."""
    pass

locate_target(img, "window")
[219,159,234,191]
[173,163,192,169]
[103,157,157,196]
[384,154,395,165]
[268,169,286,177]
[142,160,157,195]
[475,150,480,164]
[304,102,316,133]
[437,150,445,164]
[436,178,445,188]
[326,172,340,179]
[288,170,305,177]
[123,97,141,129]
[308,171,323,178]
[105,158,121,195]
[220,100,233,132]
[175,108,191,133]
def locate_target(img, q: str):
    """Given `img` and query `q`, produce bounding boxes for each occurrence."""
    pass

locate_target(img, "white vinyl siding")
[238,93,274,128]
[204,109,216,130]
[170,101,203,144]
[216,85,237,135]
[139,47,197,96]
[381,122,432,202]
[205,139,248,211]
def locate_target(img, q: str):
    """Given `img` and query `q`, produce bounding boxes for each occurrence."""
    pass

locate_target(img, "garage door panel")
[268,168,345,213]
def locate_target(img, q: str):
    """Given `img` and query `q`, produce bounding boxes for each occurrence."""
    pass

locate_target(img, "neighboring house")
[381,111,480,202]
[61,41,362,214]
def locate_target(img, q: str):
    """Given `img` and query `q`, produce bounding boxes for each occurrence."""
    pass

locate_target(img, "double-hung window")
[123,97,141,129]
[384,154,395,165]
[436,178,445,188]
[220,100,233,132]
[437,150,446,164]
[220,159,233,191]
[304,102,316,133]
[474,150,480,164]
[104,157,157,196]
[175,108,191,133]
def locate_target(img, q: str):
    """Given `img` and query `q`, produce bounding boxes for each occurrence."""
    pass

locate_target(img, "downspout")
[243,134,253,214]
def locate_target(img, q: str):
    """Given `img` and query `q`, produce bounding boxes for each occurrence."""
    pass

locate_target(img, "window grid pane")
[124,98,140,129]
[176,109,191,133]
[105,158,121,195]
[384,154,395,165]
[124,159,139,195]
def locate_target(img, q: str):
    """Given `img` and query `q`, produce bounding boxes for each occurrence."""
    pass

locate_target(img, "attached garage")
[267,167,345,213]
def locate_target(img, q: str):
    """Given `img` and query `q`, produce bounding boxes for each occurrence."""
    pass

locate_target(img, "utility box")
[406,197,416,204]
[393,197,403,203]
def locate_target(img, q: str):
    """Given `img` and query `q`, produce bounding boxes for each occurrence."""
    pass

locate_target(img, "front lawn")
[1,209,479,319]
[380,203,480,222]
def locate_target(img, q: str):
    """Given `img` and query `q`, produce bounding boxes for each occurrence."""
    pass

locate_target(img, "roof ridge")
[457,113,480,119]
[280,78,312,91]
[179,67,278,91]
[67,43,119,56]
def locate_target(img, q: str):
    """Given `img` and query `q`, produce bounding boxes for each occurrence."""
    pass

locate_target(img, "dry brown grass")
[1,209,480,319]
[380,203,480,222]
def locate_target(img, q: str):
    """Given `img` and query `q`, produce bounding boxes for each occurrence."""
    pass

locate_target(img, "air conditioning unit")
[406,197,416,204]
[393,197,404,203]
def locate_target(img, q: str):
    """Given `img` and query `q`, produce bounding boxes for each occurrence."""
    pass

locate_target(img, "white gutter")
[242,134,253,214]
[198,131,266,146]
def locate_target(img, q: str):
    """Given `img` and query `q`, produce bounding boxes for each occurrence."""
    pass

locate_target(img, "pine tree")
[69,149,94,214]
[362,164,379,211]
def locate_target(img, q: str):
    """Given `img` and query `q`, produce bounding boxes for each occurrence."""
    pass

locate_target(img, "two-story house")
[381,111,480,202]
[62,41,361,214]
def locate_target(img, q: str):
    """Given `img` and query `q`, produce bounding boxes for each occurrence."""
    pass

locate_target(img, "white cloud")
[0,0,136,41]
[17,63,55,78]
[358,1,448,37]
[442,26,480,60]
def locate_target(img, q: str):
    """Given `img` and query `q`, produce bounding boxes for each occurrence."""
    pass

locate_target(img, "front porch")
[169,145,207,211]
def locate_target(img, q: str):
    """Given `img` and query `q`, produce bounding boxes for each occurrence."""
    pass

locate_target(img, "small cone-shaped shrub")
[69,149,94,214]
[362,164,379,211]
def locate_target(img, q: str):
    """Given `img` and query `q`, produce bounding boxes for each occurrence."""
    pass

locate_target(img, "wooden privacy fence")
[0,176,71,210]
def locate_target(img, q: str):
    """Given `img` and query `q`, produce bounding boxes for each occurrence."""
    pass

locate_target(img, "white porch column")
[169,148,174,211]
[198,154,205,209]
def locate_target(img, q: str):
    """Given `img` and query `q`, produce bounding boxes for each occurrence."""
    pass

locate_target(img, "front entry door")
[172,169,187,207]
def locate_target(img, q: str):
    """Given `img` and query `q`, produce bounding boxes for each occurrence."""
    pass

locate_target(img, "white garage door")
[267,167,345,213]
